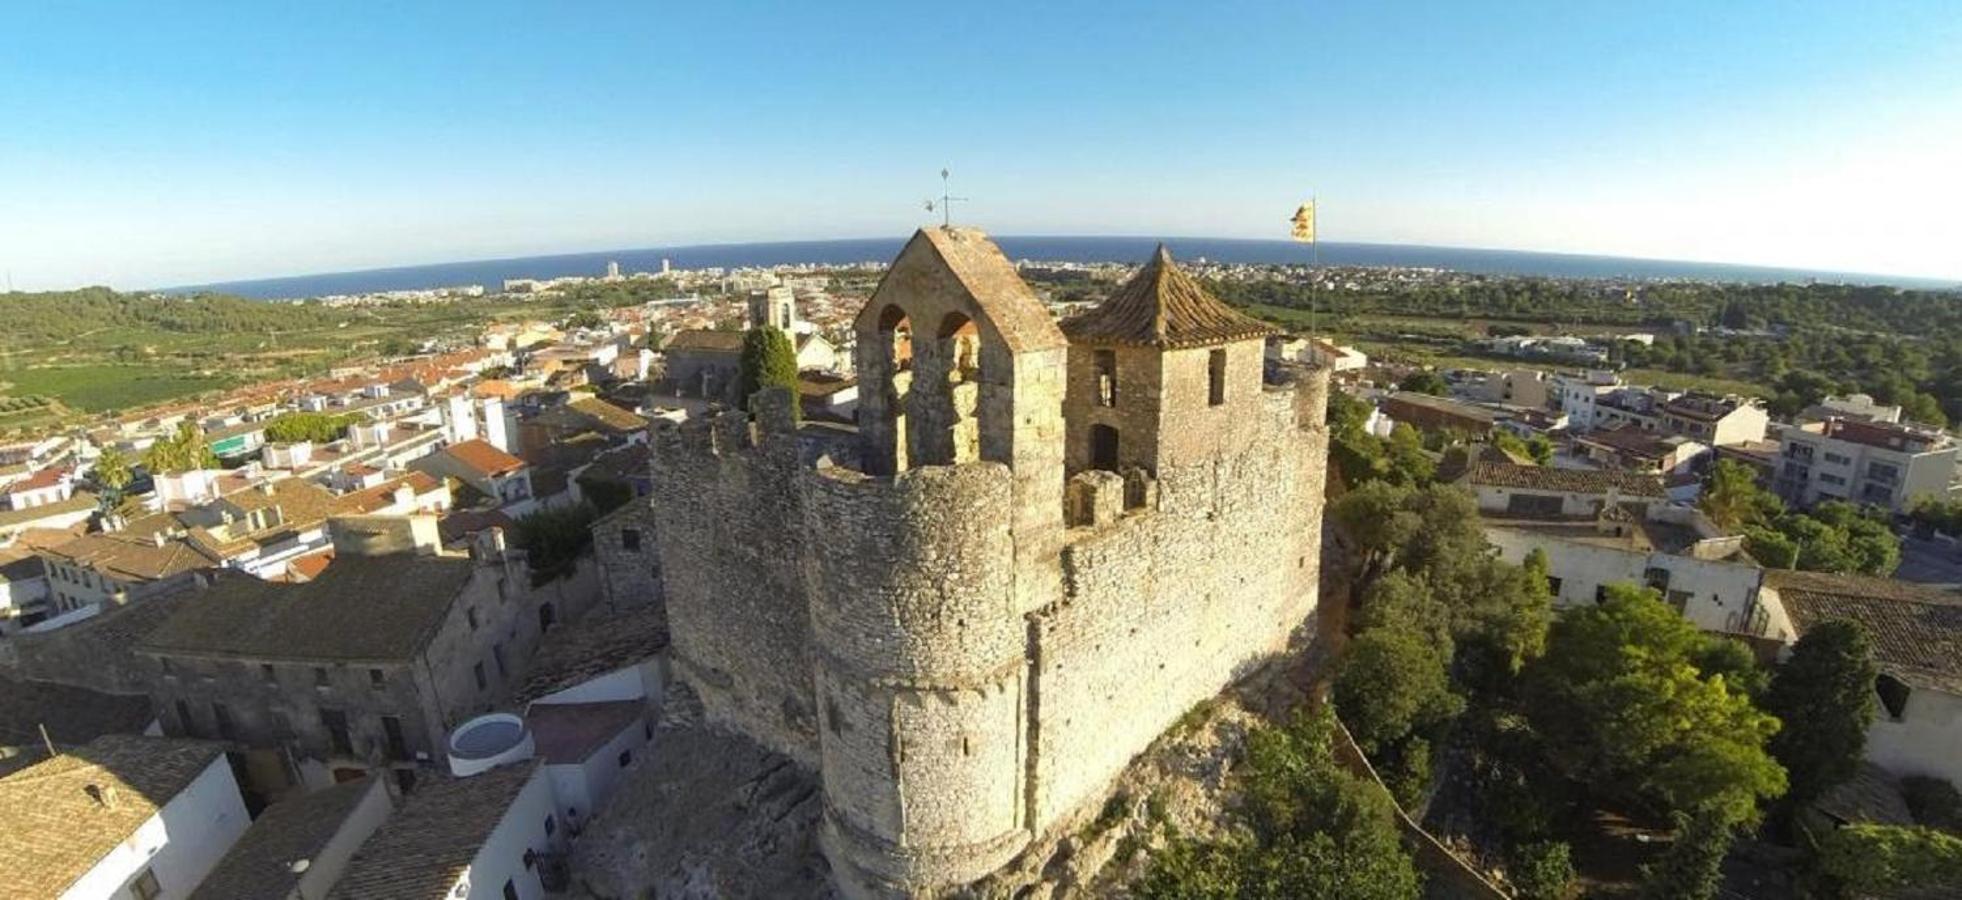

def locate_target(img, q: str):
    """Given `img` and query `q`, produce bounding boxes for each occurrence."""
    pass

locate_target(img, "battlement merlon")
[648,387,801,464]
[1263,360,1331,432]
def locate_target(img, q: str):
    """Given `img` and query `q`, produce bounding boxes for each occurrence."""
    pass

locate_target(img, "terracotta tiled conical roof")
[1061,245,1277,349]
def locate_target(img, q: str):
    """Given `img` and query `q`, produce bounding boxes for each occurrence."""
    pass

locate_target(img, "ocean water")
[171,236,1959,300]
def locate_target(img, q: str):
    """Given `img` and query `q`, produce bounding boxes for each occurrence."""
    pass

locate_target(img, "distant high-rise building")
[605,260,621,279]
[660,258,671,274]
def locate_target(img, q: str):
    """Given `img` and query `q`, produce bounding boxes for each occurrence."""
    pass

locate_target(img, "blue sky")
[4,1,1960,289]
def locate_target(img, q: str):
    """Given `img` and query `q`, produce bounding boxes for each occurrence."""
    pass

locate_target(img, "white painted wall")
[1866,687,1962,786]
[447,768,564,900]
[1485,526,1764,633]
[295,779,394,900]
[530,660,663,708]
[62,756,249,900]
[544,715,648,828]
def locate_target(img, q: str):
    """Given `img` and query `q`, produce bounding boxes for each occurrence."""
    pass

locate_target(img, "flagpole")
[1310,194,1319,337]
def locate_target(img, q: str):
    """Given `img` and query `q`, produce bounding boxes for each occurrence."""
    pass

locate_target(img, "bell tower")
[1059,245,1277,476]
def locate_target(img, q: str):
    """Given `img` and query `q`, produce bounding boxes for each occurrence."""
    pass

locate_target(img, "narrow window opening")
[1094,349,1117,407]
[1208,349,1227,406]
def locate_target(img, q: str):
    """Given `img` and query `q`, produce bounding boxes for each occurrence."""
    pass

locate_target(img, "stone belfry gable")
[855,226,1066,356]
[1059,244,1276,349]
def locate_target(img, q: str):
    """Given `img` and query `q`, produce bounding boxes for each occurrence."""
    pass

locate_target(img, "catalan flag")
[1290,200,1316,243]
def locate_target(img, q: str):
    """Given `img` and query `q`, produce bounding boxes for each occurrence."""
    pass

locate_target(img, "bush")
[1333,628,1463,754]
[1639,809,1734,900]
[1381,736,1433,810]
[514,503,599,585]
[1817,824,1962,896]
[1137,708,1422,900]
[1510,840,1576,900]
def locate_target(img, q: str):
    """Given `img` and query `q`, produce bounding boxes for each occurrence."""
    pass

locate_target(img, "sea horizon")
[163,235,1962,300]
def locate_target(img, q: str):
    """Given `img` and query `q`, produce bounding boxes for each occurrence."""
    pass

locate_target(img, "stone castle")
[646,227,1331,897]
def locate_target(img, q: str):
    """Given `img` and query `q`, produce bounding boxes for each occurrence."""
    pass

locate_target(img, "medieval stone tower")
[647,227,1329,898]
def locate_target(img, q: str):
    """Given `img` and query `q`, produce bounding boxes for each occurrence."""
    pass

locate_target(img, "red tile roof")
[442,439,526,478]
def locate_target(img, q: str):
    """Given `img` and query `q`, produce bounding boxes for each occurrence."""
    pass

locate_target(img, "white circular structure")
[446,712,533,776]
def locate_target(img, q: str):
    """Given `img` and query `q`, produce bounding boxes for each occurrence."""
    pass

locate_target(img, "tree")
[1330,480,1421,582]
[513,503,599,585]
[1761,619,1878,814]
[141,421,218,475]
[1525,584,1787,823]
[1510,841,1576,900]
[1383,423,1436,486]
[1524,434,1555,466]
[1700,459,1780,531]
[93,445,132,492]
[1639,809,1734,900]
[1334,628,1463,754]
[1817,824,1962,896]
[1397,369,1448,396]
[264,411,358,444]
[1137,707,1423,900]
[737,325,800,418]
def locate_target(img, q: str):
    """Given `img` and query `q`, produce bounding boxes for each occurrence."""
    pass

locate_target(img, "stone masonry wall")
[1028,370,1328,828]
[648,397,819,766]
[591,499,663,614]
[647,357,1328,897]
[801,461,1030,892]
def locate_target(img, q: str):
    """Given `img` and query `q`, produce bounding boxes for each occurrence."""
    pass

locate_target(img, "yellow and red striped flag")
[1290,200,1316,243]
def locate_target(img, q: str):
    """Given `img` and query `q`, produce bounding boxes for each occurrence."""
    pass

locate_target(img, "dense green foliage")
[1214,274,1962,423]
[513,503,599,585]
[737,325,800,418]
[1397,369,1448,396]
[1762,620,1878,816]
[92,446,133,492]
[1509,840,1575,900]
[1908,495,1962,538]
[1524,584,1786,824]
[1327,391,1435,488]
[263,411,361,444]
[1699,460,1900,575]
[1135,708,1422,900]
[1639,808,1735,900]
[0,287,344,347]
[1817,824,1962,896]
[1334,628,1463,756]
[141,421,219,474]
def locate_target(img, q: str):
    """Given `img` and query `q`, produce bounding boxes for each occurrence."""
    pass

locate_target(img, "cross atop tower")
[923,167,968,227]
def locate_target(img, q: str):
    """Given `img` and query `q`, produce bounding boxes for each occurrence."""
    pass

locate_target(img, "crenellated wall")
[647,365,1329,898]
[643,227,1332,898]
[647,392,820,766]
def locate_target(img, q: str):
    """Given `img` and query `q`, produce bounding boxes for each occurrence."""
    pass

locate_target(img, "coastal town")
[0,226,1956,899]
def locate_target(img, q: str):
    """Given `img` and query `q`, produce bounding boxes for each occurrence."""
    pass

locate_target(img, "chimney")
[83,783,119,810]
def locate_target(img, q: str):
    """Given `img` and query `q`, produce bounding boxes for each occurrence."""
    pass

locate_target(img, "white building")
[1773,417,1961,512]
[189,778,393,900]
[1801,393,1903,425]
[1758,570,1962,786]
[0,735,250,900]
[1470,368,1550,409]
[2,466,75,511]
[1267,336,1367,373]
[1464,459,1768,633]
[1549,370,1621,430]
[330,763,565,899]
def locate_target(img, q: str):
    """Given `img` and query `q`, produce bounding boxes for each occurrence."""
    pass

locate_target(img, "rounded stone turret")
[800,461,1030,897]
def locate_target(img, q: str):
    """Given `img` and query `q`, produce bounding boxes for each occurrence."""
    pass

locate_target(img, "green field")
[0,365,235,413]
